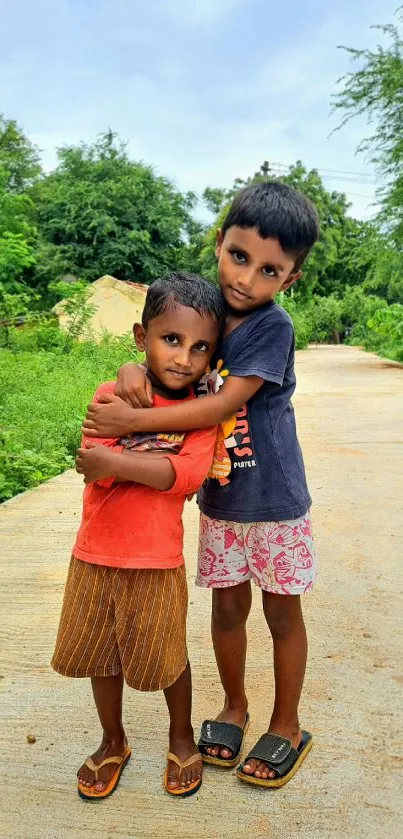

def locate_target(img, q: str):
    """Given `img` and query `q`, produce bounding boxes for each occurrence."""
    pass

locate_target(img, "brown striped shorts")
[51,557,188,691]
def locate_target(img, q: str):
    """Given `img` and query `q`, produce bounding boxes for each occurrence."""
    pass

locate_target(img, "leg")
[164,662,202,790]
[77,672,128,792]
[243,593,307,779]
[206,581,252,759]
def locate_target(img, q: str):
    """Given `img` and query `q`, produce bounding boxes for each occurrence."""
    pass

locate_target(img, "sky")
[1,0,399,221]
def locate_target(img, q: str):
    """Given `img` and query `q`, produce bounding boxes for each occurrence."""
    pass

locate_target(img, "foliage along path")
[0,345,402,839]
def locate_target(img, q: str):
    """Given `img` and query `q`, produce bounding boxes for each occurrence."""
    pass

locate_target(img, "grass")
[0,334,141,501]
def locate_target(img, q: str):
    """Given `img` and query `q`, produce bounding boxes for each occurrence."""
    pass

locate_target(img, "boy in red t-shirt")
[52,273,224,799]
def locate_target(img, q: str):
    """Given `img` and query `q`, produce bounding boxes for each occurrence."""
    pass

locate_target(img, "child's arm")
[78,381,126,488]
[76,444,176,491]
[115,362,154,408]
[76,424,217,494]
[82,373,264,438]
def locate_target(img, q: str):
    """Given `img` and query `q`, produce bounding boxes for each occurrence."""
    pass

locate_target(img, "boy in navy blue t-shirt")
[83,182,320,789]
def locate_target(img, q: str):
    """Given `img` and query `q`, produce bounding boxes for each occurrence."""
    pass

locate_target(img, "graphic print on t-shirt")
[119,430,185,453]
[197,362,256,486]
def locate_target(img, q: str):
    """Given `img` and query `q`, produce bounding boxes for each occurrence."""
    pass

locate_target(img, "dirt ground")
[1,345,402,839]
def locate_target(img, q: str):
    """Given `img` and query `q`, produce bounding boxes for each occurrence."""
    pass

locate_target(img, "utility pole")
[261,160,270,177]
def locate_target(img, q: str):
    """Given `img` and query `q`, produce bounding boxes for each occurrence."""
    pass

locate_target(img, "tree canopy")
[0,115,42,193]
[33,131,196,292]
[332,10,403,303]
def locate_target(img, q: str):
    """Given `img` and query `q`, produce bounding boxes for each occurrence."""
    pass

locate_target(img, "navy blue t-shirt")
[197,302,311,523]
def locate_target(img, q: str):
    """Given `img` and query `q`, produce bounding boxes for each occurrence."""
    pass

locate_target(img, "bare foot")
[204,701,248,760]
[77,735,128,792]
[166,734,202,791]
[242,722,302,779]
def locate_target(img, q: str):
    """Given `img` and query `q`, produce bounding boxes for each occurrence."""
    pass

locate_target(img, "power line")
[267,161,377,186]
[268,169,377,191]
[270,169,377,186]
[269,161,376,181]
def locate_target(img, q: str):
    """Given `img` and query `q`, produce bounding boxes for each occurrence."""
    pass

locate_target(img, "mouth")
[228,286,252,301]
[166,369,191,378]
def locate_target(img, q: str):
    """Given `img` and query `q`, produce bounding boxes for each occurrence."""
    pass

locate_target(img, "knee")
[263,595,303,641]
[212,587,250,631]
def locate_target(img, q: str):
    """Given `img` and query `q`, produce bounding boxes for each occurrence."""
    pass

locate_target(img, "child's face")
[133,304,220,391]
[216,226,301,313]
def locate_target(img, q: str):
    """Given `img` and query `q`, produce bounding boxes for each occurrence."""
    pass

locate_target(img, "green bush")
[365,304,403,362]
[280,296,313,349]
[0,334,141,501]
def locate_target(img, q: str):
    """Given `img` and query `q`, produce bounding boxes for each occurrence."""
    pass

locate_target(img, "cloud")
[158,0,244,26]
[1,0,398,222]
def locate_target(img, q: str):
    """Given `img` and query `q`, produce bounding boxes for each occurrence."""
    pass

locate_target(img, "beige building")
[53,275,148,340]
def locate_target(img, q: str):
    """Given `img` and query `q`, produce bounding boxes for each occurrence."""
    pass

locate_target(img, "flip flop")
[77,747,131,800]
[163,751,202,797]
[236,730,312,788]
[198,712,250,768]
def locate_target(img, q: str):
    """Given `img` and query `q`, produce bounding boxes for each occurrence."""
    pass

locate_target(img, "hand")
[115,362,153,408]
[82,393,139,438]
[75,442,117,483]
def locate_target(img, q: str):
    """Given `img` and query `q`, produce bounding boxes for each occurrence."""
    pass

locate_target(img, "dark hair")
[222,181,320,270]
[142,272,226,330]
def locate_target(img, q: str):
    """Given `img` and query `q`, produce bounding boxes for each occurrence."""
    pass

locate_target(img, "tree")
[34,132,196,291]
[0,233,36,292]
[0,116,42,193]
[333,11,403,303]
[0,117,40,291]
[333,12,403,239]
[0,165,36,238]
[0,164,37,291]
[362,234,403,303]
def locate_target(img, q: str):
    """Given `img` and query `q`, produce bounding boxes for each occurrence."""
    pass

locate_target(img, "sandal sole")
[163,771,202,797]
[236,736,312,789]
[77,749,131,800]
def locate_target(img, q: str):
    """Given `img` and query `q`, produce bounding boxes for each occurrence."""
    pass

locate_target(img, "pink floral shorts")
[196,512,317,595]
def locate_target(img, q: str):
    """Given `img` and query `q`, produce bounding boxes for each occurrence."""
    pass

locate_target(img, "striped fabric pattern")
[52,557,188,692]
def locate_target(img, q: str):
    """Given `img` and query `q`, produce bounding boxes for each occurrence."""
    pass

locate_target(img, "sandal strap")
[243,734,298,777]
[84,754,126,781]
[199,719,245,754]
[166,751,201,771]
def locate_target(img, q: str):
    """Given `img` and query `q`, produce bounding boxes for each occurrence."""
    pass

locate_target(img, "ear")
[215,228,224,259]
[280,270,302,293]
[133,322,146,351]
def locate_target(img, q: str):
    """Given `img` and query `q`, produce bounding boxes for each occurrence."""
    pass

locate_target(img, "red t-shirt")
[73,382,217,569]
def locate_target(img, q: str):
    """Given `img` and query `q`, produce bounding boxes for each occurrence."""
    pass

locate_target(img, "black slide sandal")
[198,713,250,768]
[236,730,312,788]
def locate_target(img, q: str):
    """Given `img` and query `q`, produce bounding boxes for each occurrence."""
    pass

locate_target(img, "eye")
[163,334,179,345]
[262,265,276,278]
[230,250,247,265]
[193,342,209,353]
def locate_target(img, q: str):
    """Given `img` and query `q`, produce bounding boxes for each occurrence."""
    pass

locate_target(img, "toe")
[242,757,257,775]
[93,780,107,792]
[219,747,232,759]
[254,760,268,778]
[191,761,202,784]
[77,767,93,788]
[167,767,179,790]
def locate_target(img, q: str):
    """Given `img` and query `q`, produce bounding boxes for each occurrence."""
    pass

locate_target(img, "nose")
[236,267,254,290]
[173,346,192,369]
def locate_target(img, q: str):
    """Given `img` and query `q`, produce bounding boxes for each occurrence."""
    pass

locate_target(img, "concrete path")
[1,346,402,839]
